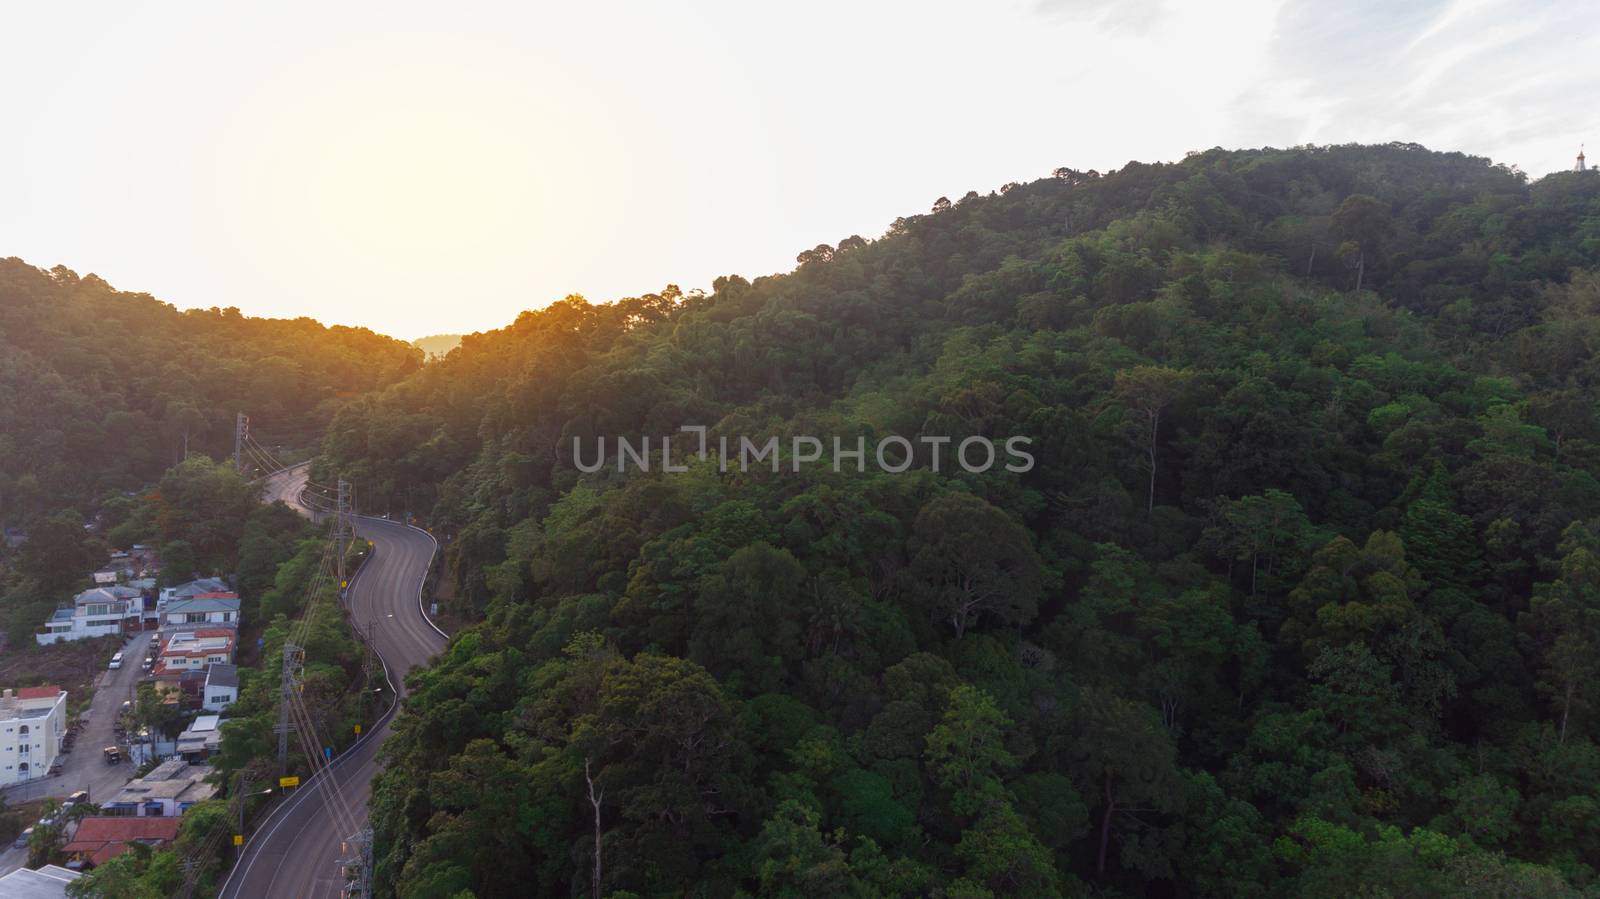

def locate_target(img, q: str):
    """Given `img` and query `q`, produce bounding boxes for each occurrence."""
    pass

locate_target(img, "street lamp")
[236,782,274,839]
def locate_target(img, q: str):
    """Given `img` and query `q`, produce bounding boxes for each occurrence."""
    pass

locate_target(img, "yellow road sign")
[233,834,244,846]
[278,776,300,788]
[353,723,362,735]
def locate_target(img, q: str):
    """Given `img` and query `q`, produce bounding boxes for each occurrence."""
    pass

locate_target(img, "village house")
[62,816,181,869]
[160,594,241,633]
[0,686,66,785]
[100,758,217,817]
[36,586,142,644]
[157,577,229,609]
[203,663,239,712]
[152,628,235,676]
[175,714,223,762]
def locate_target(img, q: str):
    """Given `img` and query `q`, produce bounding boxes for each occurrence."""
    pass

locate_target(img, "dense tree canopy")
[0,258,421,526]
[322,143,1600,897]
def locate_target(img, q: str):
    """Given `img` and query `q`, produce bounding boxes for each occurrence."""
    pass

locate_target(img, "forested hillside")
[326,144,1600,897]
[0,259,422,525]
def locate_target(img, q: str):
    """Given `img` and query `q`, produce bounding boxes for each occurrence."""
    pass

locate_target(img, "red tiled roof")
[16,685,61,700]
[64,816,180,866]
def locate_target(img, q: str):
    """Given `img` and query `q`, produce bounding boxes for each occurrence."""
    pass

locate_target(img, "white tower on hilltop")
[1578,146,1588,172]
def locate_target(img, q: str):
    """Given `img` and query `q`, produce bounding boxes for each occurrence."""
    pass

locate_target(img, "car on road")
[103,746,121,764]
[66,790,89,807]
[109,652,123,670]
[14,826,32,849]
[140,655,153,670]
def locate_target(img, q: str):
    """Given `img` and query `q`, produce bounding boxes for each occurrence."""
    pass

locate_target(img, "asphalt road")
[220,466,446,899]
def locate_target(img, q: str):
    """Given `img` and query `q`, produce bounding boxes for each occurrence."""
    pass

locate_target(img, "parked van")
[109,652,123,670]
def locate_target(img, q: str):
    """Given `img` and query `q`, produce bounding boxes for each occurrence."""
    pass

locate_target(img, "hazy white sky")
[2,0,1597,338]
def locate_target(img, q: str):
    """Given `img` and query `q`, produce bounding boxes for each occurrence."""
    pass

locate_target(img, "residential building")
[0,864,81,896]
[61,816,181,868]
[203,664,238,712]
[0,686,67,786]
[152,629,235,676]
[157,577,229,609]
[35,586,141,644]
[175,714,223,761]
[100,759,217,817]
[160,595,240,632]
[149,668,207,709]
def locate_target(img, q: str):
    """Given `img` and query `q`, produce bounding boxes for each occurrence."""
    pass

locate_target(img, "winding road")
[219,465,446,899]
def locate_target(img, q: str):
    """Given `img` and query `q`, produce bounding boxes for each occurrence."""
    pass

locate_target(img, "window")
[17,726,27,736]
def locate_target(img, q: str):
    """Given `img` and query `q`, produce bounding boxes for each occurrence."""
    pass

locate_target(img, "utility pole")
[276,642,303,779]
[234,412,249,474]
[336,480,352,589]
[340,827,374,898]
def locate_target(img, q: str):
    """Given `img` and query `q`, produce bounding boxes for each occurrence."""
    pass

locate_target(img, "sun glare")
[309,110,542,255]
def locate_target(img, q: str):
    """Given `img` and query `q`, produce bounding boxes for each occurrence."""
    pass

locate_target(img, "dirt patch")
[0,637,122,719]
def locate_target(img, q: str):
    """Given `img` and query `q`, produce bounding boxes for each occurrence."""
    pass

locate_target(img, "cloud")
[1031,0,1172,36]
[1224,0,1600,173]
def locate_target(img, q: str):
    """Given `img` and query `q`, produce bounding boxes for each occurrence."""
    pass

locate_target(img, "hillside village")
[0,542,245,890]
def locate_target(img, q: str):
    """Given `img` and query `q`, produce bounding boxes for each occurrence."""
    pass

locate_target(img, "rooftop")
[73,586,141,606]
[0,864,81,897]
[206,664,239,689]
[165,578,229,599]
[0,686,64,721]
[62,816,181,866]
[105,759,216,807]
[164,597,240,615]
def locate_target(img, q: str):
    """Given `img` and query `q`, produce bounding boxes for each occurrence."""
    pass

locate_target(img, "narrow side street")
[0,631,152,875]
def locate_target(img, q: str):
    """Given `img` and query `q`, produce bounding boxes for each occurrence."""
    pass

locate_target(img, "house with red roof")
[62,815,181,867]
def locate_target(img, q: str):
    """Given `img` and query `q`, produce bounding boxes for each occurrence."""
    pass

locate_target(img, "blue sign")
[324,746,333,761]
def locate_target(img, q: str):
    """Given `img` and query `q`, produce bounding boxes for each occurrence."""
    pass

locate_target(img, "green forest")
[309,143,1600,897]
[10,141,1600,897]
[0,259,421,525]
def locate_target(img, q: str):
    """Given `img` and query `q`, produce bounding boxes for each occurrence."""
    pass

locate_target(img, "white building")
[203,664,238,713]
[36,587,142,645]
[0,686,67,785]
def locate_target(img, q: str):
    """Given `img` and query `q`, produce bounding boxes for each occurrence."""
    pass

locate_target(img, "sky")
[2,0,1598,340]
